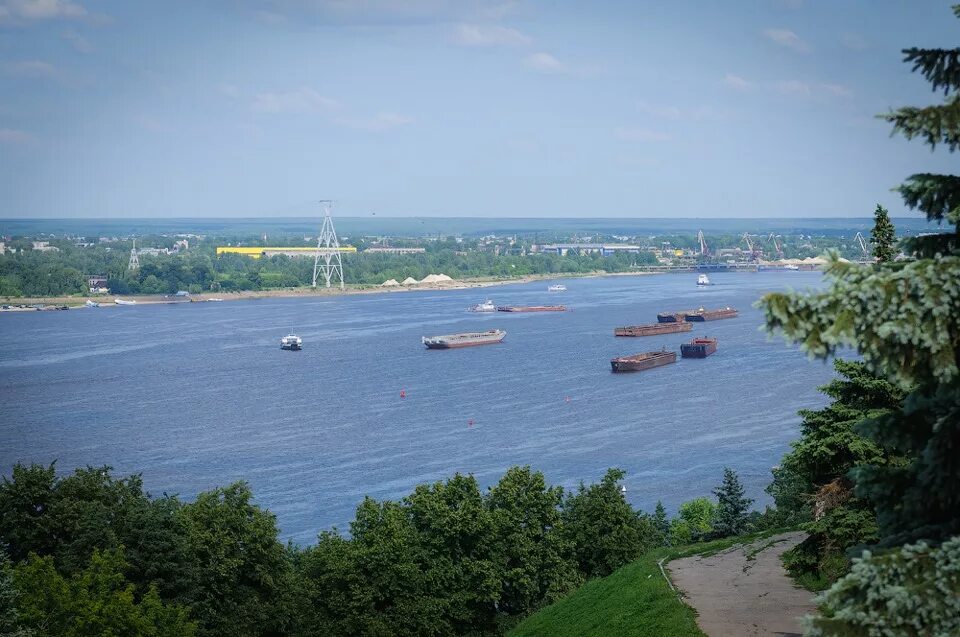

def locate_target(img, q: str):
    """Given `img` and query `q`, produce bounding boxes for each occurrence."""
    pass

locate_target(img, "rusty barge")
[610,349,677,373]
[422,329,506,349]
[681,337,718,358]
[684,306,738,321]
[497,305,566,313]
[614,322,693,337]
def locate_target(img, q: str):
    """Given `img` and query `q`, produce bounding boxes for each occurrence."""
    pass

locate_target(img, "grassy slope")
[510,531,788,637]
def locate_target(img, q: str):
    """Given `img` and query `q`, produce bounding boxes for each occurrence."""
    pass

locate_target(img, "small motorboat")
[548,284,567,292]
[697,274,711,286]
[468,299,497,312]
[114,298,136,305]
[280,334,303,350]
[784,264,800,271]
[85,300,101,308]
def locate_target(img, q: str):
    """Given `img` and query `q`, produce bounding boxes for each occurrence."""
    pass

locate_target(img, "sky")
[0,0,956,218]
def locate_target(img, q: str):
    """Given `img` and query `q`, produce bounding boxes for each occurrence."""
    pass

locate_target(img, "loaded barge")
[681,337,718,358]
[614,322,692,337]
[684,306,738,321]
[497,305,566,313]
[423,329,506,349]
[610,349,677,373]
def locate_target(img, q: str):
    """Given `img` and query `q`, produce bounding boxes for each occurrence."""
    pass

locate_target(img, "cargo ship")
[610,349,677,373]
[614,322,692,337]
[681,337,718,358]
[684,306,738,321]
[422,329,506,349]
[657,310,693,323]
[497,305,566,312]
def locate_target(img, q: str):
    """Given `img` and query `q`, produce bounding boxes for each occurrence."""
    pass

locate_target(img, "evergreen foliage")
[0,553,30,637]
[652,501,670,546]
[710,468,753,538]
[868,205,896,263]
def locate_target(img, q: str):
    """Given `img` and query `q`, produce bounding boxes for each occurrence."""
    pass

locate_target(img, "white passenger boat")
[696,274,711,286]
[280,334,303,350]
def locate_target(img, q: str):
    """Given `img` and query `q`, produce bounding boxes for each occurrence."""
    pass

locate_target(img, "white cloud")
[251,88,339,114]
[762,28,810,53]
[523,51,565,74]
[453,23,531,47]
[0,127,31,143]
[841,32,868,50]
[614,127,671,143]
[723,74,752,90]
[821,83,853,98]
[61,29,91,52]
[4,59,58,78]
[335,111,414,131]
[775,79,811,95]
[0,0,86,22]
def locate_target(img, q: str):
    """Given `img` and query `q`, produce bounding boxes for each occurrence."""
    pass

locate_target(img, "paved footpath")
[667,531,816,637]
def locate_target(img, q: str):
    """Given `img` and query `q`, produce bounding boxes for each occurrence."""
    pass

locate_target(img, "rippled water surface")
[1,272,832,544]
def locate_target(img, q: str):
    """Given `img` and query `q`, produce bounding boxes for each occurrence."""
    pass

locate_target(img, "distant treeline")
[0,463,771,637]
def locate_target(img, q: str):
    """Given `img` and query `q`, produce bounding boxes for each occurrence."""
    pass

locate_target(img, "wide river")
[1,271,833,544]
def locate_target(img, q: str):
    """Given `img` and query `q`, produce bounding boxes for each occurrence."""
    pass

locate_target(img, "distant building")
[32,241,59,252]
[216,246,357,259]
[365,247,426,254]
[535,243,641,256]
[87,274,109,294]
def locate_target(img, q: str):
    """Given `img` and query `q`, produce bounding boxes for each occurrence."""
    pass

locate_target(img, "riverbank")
[0,270,660,311]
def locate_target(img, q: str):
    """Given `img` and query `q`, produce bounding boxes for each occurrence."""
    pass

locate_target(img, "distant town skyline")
[0,1,955,218]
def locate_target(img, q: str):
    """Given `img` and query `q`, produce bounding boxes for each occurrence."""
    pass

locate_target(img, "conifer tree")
[761,4,960,548]
[711,468,753,538]
[652,501,670,546]
[869,204,897,262]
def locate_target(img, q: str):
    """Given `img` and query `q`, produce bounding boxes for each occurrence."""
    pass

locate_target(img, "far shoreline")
[1,270,663,311]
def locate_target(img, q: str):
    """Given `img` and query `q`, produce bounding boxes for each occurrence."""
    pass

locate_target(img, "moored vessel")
[280,334,303,350]
[657,310,693,323]
[681,337,718,358]
[683,306,738,321]
[614,322,692,337]
[497,305,566,312]
[85,300,101,308]
[610,349,677,373]
[114,298,136,305]
[548,284,567,292]
[469,299,496,312]
[697,274,711,286]
[422,329,506,349]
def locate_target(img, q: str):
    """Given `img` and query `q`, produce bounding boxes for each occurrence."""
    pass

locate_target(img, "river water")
[1,271,833,544]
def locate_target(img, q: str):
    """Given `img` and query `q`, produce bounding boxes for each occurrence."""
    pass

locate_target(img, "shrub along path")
[667,531,814,637]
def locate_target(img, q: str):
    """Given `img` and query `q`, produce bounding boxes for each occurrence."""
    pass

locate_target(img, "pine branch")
[896,173,960,224]
[903,233,959,260]
[883,95,960,152]
[903,47,960,95]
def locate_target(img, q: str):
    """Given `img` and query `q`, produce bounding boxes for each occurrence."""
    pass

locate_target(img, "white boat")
[207,298,224,302]
[784,264,800,271]
[114,298,137,305]
[85,300,101,308]
[468,299,497,312]
[280,334,302,350]
[697,274,711,286]
[548,284,567,292]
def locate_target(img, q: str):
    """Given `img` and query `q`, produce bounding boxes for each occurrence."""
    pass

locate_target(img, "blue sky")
[0,0,955,218]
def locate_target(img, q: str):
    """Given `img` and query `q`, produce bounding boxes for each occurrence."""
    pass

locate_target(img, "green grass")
[509,529,793,637]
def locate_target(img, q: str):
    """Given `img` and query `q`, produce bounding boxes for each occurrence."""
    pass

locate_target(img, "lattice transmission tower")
[128,238,140,271]
[312,201,345,289]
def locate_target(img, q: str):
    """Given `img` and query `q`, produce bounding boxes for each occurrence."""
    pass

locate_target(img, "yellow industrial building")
[216,246,357,259]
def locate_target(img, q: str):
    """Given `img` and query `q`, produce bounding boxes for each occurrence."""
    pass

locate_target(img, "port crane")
[853,232,869,258]
[741,233,761,260]
[697,229,709,256]
[767,233,784,259]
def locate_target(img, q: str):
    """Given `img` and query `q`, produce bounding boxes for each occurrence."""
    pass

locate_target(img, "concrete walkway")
[667,532,815,637]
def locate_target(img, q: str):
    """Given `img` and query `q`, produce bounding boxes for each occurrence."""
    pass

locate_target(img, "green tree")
[711,468,753,538]
[869,204,897,262]
[0,552,30,637]
[652,501,670,546]
[561,469,655,578]
[13,549,195,637]
[0,463,57,563]
[669,497,715,545]
[180,482,291,637]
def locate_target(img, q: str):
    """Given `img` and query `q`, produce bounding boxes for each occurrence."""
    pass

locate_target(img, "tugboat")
[697,274,712,286]
[280,334,303,350]
[548,284,567,292]
[422,329,506,349]
[468,299,497,312]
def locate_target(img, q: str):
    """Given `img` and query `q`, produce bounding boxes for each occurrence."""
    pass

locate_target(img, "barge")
[614,322,693,337]
[610,349,677,373]
[657,310,694,323]
[423,329,506,349]
[681,337,718,358]
[684,306,738,321]
[497,305,566,312]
